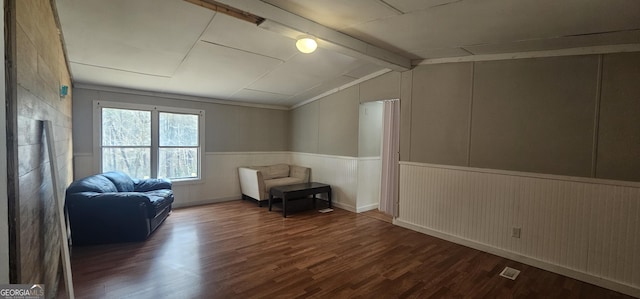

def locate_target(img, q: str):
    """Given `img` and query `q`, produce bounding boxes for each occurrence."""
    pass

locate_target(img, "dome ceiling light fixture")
[296,37,318,54]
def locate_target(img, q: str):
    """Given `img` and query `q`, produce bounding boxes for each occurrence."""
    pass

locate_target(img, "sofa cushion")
[134,178,172,192]
[252,164,290,180]
[66,175,118,194]
[252,166,271,179]
[142,189,174,217]
[268,164,290,179]
[101,171,135,192]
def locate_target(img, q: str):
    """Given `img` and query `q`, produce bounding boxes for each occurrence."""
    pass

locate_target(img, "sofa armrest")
[65,192,154,245]
[290,165,310,182]
[134,178,172,192]
[238,167,266,200]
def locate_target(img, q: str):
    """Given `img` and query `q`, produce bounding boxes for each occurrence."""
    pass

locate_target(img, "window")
[95,101,204,181]
[101,108,151,178]
[158,112,199,179]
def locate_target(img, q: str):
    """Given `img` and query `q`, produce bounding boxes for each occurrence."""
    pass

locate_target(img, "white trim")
[399,161,640,188]
[356,203,379,213]
[95,100,205,114]
[205,151,291,156]
[0,4,8,281]
[207,151,362,160]
[88,150,358,159]
[290,69,392,110]
[79,153,640,192]
[358,156,381,161]
[415,44,640,65]
[291,151,358,161]
[331,201,356,213]
[172,196,239,209]
[394,219,640,298]
[93,100,205,181]
[170,178,205,186]
[92,101,100,173]
[76,83,289,111]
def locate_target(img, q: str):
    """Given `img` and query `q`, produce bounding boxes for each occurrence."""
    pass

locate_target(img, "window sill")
[170,178,203,186]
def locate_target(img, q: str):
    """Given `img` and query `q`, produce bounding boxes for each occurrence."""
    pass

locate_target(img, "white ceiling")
[56,0,640,108]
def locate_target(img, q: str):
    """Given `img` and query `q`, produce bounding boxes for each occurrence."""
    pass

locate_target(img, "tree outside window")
[98,104,203,181]
[159,112,199,179]
[102,108,151,178]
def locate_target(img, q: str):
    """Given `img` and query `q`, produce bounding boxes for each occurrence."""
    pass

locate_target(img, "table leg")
[283,195,287,218]
[328,188,332,208]
[269,193,273,211]
[313,194,317,209]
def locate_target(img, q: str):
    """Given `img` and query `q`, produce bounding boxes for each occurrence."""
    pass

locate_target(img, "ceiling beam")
[184,0,265,25]
[208,0,412,71]
[415,43,640,65]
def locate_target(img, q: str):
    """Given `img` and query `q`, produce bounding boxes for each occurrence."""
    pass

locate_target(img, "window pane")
[102,147,151,179]
[102,108,151,146]
[159,112,198,146]
[158,148,198,179]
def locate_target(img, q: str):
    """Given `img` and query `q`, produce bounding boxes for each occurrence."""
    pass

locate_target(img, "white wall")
[355,101,383,212]
[290,152,359,212]
[397,162,640,298]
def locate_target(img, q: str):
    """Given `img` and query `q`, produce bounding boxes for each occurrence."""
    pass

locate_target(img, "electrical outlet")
[512,227,521,238]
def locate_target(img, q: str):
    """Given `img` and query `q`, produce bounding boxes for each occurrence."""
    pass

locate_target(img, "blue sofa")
[65,171,174,246]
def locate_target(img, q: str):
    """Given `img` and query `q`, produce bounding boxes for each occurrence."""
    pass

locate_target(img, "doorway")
[356,101,384,212]
[356,99,400,218]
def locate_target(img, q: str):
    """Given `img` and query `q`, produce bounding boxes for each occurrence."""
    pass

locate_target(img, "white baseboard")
[394,219,640,298]
[175,195,360,216]
[332,201,356,213]
[356,203,378,213]
[172,196,239,209]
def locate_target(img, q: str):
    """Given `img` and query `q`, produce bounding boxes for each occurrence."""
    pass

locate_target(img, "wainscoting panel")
[290,152,359,212]
[357,157,381,212]
[197,152,292,207]
[72,152,291,208]
[397,162,640,297]
[75,151,372,211]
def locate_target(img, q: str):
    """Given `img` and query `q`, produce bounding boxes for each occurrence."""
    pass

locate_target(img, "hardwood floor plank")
[70,200,635,299]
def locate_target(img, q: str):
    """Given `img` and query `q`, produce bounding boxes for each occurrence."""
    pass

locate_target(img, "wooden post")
[43,120,74,298]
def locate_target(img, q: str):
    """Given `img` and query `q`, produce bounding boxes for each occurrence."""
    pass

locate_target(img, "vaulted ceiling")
[56,0,640,108]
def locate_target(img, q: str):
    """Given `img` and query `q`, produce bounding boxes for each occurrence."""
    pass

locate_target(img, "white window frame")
[93,100,205,183]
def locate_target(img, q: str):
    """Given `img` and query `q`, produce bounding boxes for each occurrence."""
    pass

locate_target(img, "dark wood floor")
[361,209,393,223]
[69,200,634,299]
